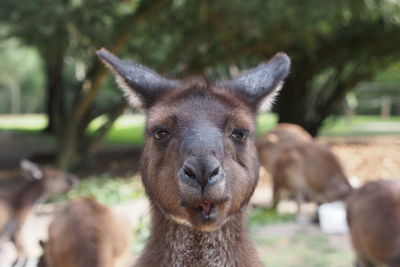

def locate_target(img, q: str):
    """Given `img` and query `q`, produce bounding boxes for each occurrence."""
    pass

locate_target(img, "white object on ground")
[349,176,361,188]
[318,201,349,235]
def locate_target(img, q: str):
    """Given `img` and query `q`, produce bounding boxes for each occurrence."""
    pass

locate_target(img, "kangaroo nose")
[179,156,223,189]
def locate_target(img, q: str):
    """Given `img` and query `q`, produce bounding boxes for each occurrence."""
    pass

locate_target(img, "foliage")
[0,39,44,114]
[1,0,400,169]
[0,0,166,170]
[374,62,400,82]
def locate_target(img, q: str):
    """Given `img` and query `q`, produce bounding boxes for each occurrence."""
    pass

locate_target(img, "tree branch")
[72,0,165,124]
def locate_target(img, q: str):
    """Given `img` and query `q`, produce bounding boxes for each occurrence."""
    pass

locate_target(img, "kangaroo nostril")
[209,166,220,179]
[183,167,197,180]
[207,166,223,187]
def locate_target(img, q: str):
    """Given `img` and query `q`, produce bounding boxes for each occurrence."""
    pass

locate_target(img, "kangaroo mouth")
[179,196,230,230]
[198,201,215,220]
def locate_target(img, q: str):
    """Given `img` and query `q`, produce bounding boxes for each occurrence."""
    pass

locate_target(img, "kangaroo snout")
[179,156,224,190]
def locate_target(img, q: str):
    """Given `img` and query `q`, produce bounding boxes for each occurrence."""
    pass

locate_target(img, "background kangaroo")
[98,48,290,266]
[257,123,312,174]
[347,179,400,267]
[38,197,132,267]
[258,124,352,217]
[0,159,76,266]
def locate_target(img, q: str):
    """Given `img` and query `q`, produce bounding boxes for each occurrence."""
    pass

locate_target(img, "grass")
[320,115,400,136]
[0,114,47,130]
[90,114,145,145]
[248,207,295,227]
[256,114,278,135]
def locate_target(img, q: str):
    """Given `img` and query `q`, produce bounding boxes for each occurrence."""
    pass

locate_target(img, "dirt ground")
[326,136,400,182]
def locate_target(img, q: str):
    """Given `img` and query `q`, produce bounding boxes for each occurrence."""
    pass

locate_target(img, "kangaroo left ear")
[217,53,290,112]
[97,48,181,109]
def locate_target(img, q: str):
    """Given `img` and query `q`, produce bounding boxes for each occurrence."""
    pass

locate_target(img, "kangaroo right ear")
[217,53,290,112]
[20,159,43,180]
[96,48,181,109]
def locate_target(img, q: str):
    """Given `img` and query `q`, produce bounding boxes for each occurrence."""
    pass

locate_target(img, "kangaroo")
[38,197,132,267]
[0,159,76,266]
[97,48,291,266]
[347,179,400,267]
[257,123,312,173]
[258,126,351,218]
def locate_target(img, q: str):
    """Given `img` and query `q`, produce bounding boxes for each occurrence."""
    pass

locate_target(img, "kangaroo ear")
[97,48,181,109]
[20,159,43,180]
[218,53,290,112]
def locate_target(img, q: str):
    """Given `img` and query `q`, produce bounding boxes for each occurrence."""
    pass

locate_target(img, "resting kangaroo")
[0,160,76,266]
[38,197,132,267]
[347,179,400,267]
[97,48,291,266]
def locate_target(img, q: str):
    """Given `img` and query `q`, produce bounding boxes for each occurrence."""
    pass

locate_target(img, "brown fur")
[39,198,132,267]
[257,123,312,173]
[347,180,400,267]
[97,49,291,266]
[258,123,312,146]
[0,162,76,263]
[258,125,351,215]
[135,207,259,267]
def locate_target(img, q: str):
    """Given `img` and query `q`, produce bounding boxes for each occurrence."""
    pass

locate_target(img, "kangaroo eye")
[231,129,248,142]
[154,129,170,141]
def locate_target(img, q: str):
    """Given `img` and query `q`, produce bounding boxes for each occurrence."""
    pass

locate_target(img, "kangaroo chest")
[161,228,236,267]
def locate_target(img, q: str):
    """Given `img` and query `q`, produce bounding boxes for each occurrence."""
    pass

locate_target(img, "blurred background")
[0,0,399,266]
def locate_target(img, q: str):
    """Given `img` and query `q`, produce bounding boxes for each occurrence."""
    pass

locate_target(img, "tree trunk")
[275,70,320,135]
[43,50,65,134]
